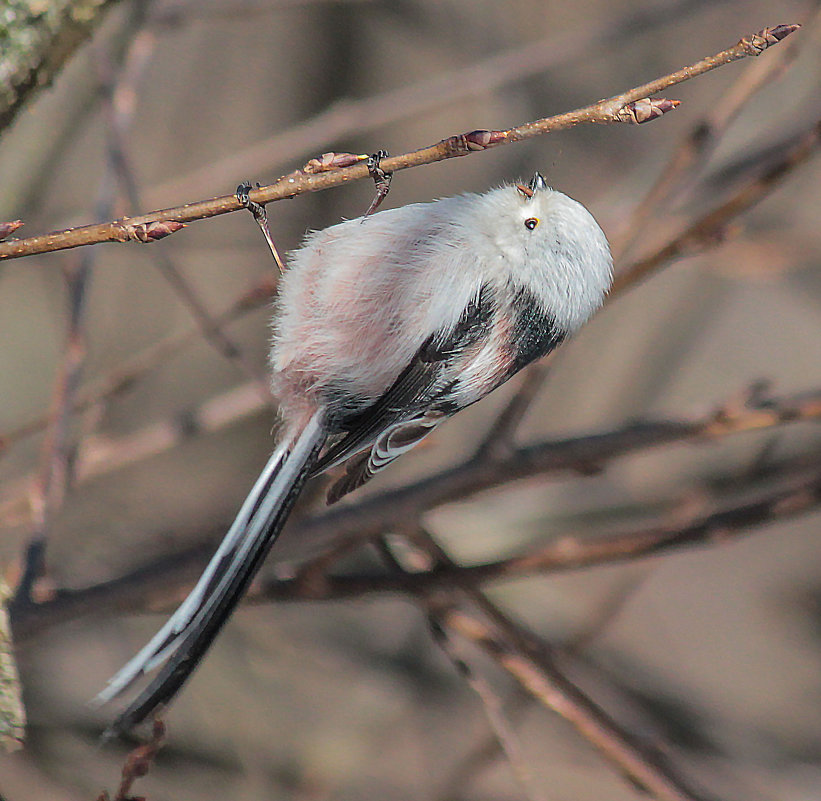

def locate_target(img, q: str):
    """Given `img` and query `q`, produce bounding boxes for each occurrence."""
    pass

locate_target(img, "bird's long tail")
[96,410,326,739]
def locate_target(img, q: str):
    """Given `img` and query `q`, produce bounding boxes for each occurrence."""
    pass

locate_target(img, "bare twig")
[438,689,533,801]
[440,572,645,792]
[0,381,270,528]
[99,31,271,394]
[612,117,821,295]
[2,110,812,485]
[0,25,798,262]
[0,275,276,462]
[405,528,706,801]
[3,377,820,533]
[98,718,165,801]
[374,533,546,801]
[148,0,739,204]
[265,461,821,601]
[467,88,816,460]
[610,10,811,260]
[210,385,821,547]
[474,360,553,458]
[15,167,100,606]
[429,615,547,801]
[443,607,711,801]
[12,9,155,607]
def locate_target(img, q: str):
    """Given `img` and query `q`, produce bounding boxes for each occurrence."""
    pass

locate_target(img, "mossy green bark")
[0,0,120,131]
[0,579,24,751]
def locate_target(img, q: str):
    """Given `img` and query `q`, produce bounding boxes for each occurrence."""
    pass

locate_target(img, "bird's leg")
[236,181,285,273]
[363,150,393,217]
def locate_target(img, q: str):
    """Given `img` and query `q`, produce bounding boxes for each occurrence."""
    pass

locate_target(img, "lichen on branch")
[0,0,120,131]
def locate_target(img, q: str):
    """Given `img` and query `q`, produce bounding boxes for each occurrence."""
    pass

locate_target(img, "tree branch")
[0,0,122,132]
[148,0,725,204]
[442,606,713,801]
[405,527,710,801]
[11,387,821,637]
[0,24,798,261]
[612,117,821,295]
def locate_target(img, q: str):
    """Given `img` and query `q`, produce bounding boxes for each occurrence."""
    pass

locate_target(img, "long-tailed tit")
[97,172,613,737]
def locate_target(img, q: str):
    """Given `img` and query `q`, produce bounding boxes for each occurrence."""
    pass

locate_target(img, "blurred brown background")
[1,0,821,799]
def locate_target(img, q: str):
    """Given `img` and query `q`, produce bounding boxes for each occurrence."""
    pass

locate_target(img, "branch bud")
[0,220,23,241]
[441,129,508,156]
[302,152,368,174]
[617,97,680,124]
[127,220,185,242]
[462,129,507,150]
[740,23,801,56]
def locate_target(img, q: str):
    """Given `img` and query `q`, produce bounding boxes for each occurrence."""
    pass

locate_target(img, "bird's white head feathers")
[461,173,613,333]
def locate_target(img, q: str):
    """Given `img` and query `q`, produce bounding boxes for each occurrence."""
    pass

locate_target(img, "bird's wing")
[324,410,445,503]
[316,282,569,503]
[311,283,497,482]
[312,347,448,476]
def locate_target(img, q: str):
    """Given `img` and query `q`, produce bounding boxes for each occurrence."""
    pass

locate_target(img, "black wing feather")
[311,283,497,477]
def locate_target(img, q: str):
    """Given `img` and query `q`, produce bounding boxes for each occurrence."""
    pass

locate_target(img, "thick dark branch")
[402,528,710,801]
[3,377,820,529]
[11,388,821,637]
[255,465,821,602]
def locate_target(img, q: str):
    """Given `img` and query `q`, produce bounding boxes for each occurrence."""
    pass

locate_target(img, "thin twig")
[148,0,728,205]
[443,606,712,801]
[0,382,269,527]
[438,689,533,801]
[610,9,812,261]
[0,274,276,461]
[0,30,807,509]
[473,360,553,458]
[274,462,821,601]
[375,535,547,801]
[97,718,165,801]
[612,118,821,296]
[404,528,707,801]
[0,25,798,262]
[3,377,820,532]
[99,32,271,395]
[12,9,154,607]
[2,107,812,476]
[468,74,821,460]
[430,615,547,801]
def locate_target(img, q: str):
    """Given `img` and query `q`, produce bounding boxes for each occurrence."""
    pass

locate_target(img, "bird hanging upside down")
[97,172,613,738]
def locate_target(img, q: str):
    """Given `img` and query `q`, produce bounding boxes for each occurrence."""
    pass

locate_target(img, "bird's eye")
[524,217,539,230]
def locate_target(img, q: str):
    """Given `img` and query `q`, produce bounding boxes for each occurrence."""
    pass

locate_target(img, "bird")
[96,172,613,738]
